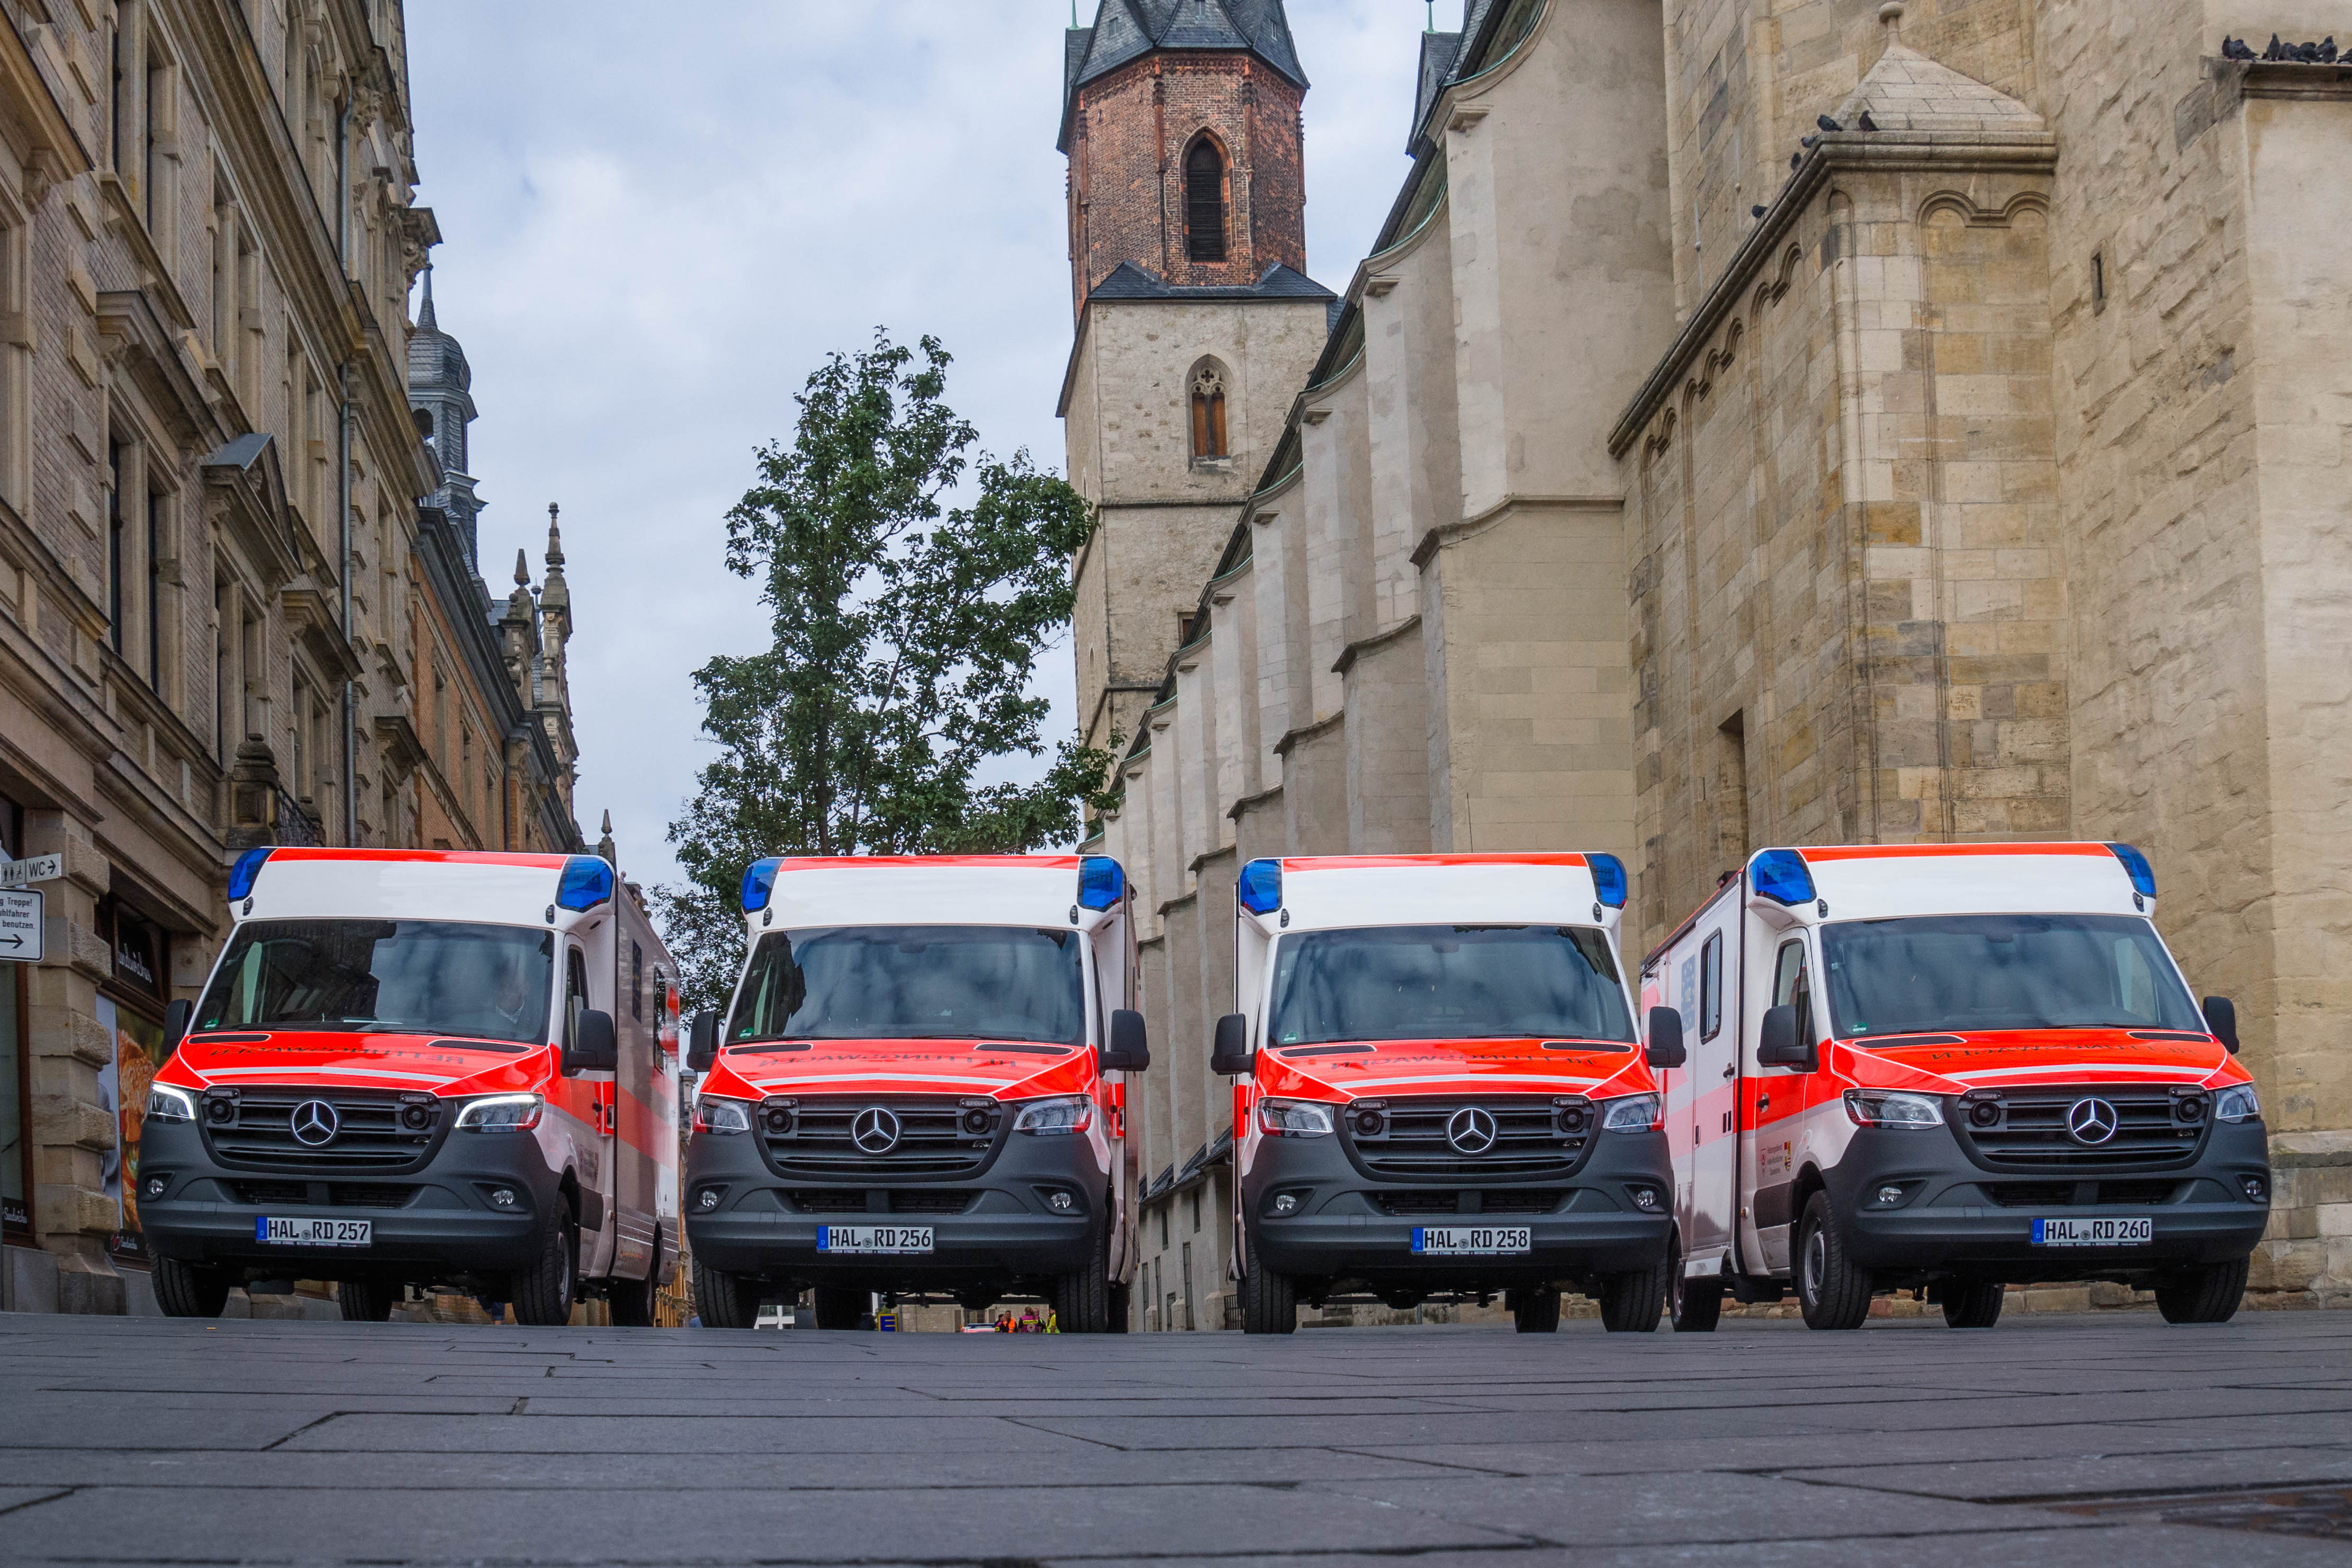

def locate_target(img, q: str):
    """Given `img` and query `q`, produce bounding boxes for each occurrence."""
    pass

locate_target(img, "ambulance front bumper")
[1241,1129,1674,1287]
[1825,1119,2273,1276]
[135,1115,562,1282]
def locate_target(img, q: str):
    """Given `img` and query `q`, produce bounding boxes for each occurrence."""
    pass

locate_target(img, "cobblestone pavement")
[3,1310,2350,1565]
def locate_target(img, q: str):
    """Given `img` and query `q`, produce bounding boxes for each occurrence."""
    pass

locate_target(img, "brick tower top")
[1060,0,1310,319]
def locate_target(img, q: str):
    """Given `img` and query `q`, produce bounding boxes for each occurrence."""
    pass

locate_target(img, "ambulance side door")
[1684,916,1738,1266]
[609,927,656,1283]
[1743,933,1817,1275]
[563,942,619,1279]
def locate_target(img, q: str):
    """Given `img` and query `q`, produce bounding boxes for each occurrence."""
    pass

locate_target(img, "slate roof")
[1060,0,1308,151]
[1411,30,1464,152]
[1088,259,1336,303]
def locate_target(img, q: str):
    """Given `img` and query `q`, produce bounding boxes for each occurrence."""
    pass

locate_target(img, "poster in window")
[97,997,165,1259]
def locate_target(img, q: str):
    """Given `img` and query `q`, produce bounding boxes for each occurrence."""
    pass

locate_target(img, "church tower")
[406,265,485,576]
[1059,0,1333,764]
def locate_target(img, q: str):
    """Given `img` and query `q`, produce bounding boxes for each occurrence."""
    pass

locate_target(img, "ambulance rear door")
[1678,893,1741,1271]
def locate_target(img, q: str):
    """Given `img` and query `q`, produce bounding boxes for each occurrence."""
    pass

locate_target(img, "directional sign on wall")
[0,888,41,963]
[0,854,61,890]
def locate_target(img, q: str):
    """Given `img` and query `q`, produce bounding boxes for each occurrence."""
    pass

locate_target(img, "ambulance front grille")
[1958,1086,2206,1170]
[1346,1097,1592,1179]
[760,1097,1004,1178]
[201,1088,443,1174]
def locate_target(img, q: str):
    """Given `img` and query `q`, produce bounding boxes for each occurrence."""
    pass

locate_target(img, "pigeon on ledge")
[1858,110,1880,132]
[1817,114,1843,132]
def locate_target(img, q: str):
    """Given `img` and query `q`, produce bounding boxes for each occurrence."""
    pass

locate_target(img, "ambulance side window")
[564,948,589,1051]
[1699,933,1723,1041]
[1772,940,1814,1051]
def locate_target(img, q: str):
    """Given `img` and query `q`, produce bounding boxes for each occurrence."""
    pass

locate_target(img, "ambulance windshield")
[194,921,556,1045]
[1266,925,1636,1047]
[726,926,1086,1047]
[1823,914,2204,1039]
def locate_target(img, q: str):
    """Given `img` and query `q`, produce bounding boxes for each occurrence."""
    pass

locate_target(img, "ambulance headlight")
[1012,1095,1094,1136]
[1843,1089,1945,1129]
[455,1094,544,1133]
[1256,1099,1335,1138]
[1601,1093,1661,1132]
[693,1096,752,1135]
[2214,1084,2261,1123]
[144,1085,197,1123]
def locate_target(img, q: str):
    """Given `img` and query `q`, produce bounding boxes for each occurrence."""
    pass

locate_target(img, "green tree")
[656,332,1114,1006]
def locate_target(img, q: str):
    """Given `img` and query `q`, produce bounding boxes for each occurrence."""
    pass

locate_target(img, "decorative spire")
[540,502,570,619]
[596,810,617,867]
[512,547,529,587]
[418,262,437,331]
[545,502,565,569]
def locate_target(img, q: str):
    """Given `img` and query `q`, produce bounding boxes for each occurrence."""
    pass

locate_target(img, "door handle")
[1756,1093,1770,1111]
[1721,1063,1736,1079]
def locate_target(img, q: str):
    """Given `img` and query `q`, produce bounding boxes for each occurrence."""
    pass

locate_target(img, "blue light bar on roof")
[2106,842,2157,900]
[1238,858,1283,916]
[227,847,273,904]
[740,858,783,915]
[1750,849,1816,907]
[557,855,615,913]
[1078,855,1127,911]
[1587,853,1628,909]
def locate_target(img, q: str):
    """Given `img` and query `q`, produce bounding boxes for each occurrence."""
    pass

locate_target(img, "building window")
[146,488,165,691]
[0,793,25,1236]
[1184,136,1227,263]
[1190,365,1228,459]
[107,441,126,655]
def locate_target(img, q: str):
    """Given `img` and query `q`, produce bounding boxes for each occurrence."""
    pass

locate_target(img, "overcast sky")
[404,1,1434,896]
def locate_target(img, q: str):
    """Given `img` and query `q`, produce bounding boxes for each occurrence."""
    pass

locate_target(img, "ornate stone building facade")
[1072,0,2352,1327]
[0,1,585,1314]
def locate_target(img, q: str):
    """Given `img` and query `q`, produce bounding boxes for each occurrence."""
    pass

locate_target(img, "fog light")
[697,1188,721,1211]
[2177,1095,2209,1125]
[1876,1185,1903,1206]
[2242,1175,2268,1202]
[400,1104,433,1131]
[1353,1110,1382,1136]
[1047,1191,1074,1212]
[489,1187,517,1209]
[763,1107,794,1134]
[206,1098,236,1124]
[1271,1192,1300,1215]
[1630,1188,1660,1211]
[145,1177,167,1199]
[1967,1101,2001,1128]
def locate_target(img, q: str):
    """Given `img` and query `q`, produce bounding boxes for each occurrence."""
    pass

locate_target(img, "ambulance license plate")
[256,1216,371,1247]
[2033,1216,2151,1247]
[1411,1225,1530,1255]
[817,1225,933,1255]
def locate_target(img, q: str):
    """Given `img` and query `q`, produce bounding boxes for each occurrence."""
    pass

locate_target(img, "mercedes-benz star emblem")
[290,1100,340,1147]
[852,1106,903,1155]
[1446,1106,1499,1155]
[2067,1097,2120,1146]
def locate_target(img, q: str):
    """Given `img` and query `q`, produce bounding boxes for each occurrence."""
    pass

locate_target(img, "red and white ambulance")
[683,855,1147,1332]
[140,848,683,1324]
[1214,854,1681,1335]
[1642,842,2269,1331]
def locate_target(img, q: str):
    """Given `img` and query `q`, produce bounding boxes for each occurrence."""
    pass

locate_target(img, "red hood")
[157,1031,548,1098]
[1831,1028,2247,1094]
[1253,1037,1655,1103]
[700,1039,1094,1102]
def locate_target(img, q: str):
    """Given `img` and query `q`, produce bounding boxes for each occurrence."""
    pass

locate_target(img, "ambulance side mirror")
[1645,1007,1687,1070]
[1210,1013,1251,1076]
[162,998,192,1059]
[2202,996,2239,1055]
[686,1010,719,1075]
[1757,1004,1814,1070]
[1102,1009,1150,1073]
[566,1009,619,1076]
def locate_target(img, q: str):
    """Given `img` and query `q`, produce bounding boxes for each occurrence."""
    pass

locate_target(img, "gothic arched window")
[1185,137,1228,263]
[1191,364,1229,460]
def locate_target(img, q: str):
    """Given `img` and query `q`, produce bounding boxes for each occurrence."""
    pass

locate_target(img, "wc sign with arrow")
[0,854,58,963]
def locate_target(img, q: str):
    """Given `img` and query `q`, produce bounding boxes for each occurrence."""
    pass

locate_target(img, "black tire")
[1942,1279,2005,1329]
[1669,1234,1724,1333]
[153,1257,231,1319]
[1108,1278,1132,1332]
[2156,1257,2249,1324]
[1795,1193,1872,1330]
[692,1259,761,1328]
[1239,1230,1296,1334]
[1510,1287,1561,1333]
[337,1280,398,1322]
[1053,1221,1113,1333]
[812,1285,868,1329]
[509,1218,579,1327]
[1599,1250,1669,1333]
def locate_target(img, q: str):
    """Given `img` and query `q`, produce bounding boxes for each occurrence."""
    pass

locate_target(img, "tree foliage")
[656,332,1114,1006]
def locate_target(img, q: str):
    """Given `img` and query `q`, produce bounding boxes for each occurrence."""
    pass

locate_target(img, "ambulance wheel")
[812,1286,868,1329]
[336,1280,398,1322]
[1668,1237,1723,1333]
[1108,1279,1132,1332]
[1795,1193,1872,1331]
[1510,1287,1561,1333]
[691,1260,760,1328]
[2156,1257,2249,1324]
[1599,1252,1669,1332]
[152,1257,231,1319]
[1239,1232,1296,1334]
[510,1216,579,1327]
[1942,1279,2005,1329]
[1053,1222,1112,1332]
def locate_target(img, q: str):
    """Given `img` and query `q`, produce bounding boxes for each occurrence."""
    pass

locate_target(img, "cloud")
[405,1,1428,893]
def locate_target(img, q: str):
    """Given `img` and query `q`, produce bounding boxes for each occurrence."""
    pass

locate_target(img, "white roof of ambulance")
[1271,855,1618,932]
[240,850,584,926]
[1789,845,2145,921]
[753,856,1096,931]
